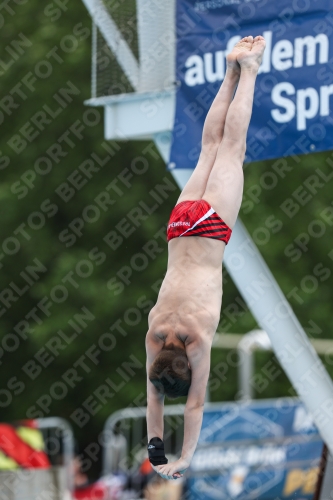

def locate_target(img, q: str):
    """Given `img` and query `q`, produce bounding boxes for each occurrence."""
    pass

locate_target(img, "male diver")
[146,36,266,480]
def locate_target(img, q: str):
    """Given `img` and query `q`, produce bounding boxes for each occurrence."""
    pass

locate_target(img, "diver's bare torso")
[148,235,226,347]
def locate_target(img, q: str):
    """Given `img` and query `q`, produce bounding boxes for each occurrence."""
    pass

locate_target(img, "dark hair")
[149,344,191,399]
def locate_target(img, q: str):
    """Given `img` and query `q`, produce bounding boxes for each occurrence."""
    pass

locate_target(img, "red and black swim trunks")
[167,199,232,244]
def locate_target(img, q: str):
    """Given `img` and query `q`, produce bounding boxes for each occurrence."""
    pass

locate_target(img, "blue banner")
[169,0,333,169]
[187,399,323,500]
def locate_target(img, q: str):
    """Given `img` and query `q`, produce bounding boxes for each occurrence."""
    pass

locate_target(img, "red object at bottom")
[140,457,153,475]
[74,483,107,500]
[0,424,50,469]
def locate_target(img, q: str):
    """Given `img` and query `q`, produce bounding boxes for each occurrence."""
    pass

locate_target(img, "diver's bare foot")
[226,36,253,73]
[237,36,266,71]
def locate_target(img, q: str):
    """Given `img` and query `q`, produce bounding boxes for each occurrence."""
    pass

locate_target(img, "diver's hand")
[152,458,189,480]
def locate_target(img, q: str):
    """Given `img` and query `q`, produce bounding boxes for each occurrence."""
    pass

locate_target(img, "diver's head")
[149,343,191,399]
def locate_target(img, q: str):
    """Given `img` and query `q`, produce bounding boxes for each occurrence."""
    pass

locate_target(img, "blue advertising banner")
[187,399,323,500]
[169,0,333,169]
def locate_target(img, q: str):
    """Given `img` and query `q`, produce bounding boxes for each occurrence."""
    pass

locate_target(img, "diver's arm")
[155,339,211,479]
[181,339,210,463]
[146,335,164,440]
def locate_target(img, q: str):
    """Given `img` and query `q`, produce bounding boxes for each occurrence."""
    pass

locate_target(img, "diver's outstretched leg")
[203,36,266,228]
[176,37,255,203]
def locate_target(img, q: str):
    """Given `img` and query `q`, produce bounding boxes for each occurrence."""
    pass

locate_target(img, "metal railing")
[102,404,186,476]
[212,330,333,400]
[102,399,306,476]
[37,417,74,492]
